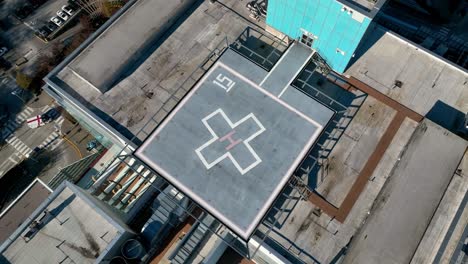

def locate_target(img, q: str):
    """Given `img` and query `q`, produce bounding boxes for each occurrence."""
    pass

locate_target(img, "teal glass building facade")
[266,0,373,73]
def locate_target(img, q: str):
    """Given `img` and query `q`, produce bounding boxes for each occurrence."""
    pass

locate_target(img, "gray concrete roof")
[0,183,123,264]
[343,120,468,264]
[346,25,468,116]
[48,0,268,144]
[66,0,199,93]
[136,49,334,239]
[0,179,51,245]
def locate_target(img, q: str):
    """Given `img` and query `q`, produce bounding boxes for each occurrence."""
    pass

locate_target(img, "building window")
[300,33,314,47]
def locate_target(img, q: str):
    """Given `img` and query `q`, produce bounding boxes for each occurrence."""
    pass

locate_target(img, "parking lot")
[26,0,80,41]
[0,0,82,75]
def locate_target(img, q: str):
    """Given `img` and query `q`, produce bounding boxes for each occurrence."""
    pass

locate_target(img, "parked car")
[36,26,51,37]
[50,16,63,27]
[56,11,69,21]
[15,57,28,67]
[45,21,58,32]
[0,47,7,57]
[86,140,98,151]
[62,5,74,16]
[41,108,60,123]
[67,0,80,10]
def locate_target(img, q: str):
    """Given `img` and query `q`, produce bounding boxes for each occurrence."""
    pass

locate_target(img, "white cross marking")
[195,109,266,175]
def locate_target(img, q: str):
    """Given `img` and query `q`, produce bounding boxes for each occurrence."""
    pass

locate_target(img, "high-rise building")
[265,0,387,72]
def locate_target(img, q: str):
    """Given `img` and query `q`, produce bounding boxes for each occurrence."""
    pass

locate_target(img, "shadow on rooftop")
[426,100,468,140]
[345,23,386,72]
[39,193,76,228]
[0,254,11,264]
[230,27,288,71]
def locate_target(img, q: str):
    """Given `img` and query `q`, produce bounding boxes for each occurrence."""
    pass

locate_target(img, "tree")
[16,71,32,89]
[102,0,125,18]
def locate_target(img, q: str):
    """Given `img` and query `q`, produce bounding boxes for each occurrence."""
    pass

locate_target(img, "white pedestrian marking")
[0,106,37,139]
[17,144,28,153]
[8,156,18,164]
[54,116,64,126]
[41,105,51,112]
[5,135,32,157]
[0,155,18,176]
[38,131,62,150]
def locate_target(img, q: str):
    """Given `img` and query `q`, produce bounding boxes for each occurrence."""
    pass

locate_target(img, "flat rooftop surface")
[343,120,468,264]
[136,51,334,239]
[1,184,121,264]
[50,0,272,143]
[346,25,468,116]
[68,0,198,92]
[0,180,51,244]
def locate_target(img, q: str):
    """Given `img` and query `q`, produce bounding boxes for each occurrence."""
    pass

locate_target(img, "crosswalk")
[0,153,22,177]
[38,104,64,150]
[55,116,65,127]
[1,106,34,140]
[38,131,63,150]
[41,105,51,113]
[0,104,67,177]
[5,135,33,158]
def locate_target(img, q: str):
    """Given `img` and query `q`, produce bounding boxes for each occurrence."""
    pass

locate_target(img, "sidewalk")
[28,91,55,109]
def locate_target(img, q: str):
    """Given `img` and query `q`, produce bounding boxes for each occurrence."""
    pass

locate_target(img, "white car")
[62,5,74,16]
[50,16,63,27]
[0,47,8,57]
[56,11,69,21]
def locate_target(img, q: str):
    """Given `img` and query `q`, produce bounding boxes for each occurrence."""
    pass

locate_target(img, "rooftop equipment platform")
[135,43,335,240]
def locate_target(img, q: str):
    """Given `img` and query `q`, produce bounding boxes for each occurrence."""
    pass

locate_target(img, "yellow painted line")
[62,135,82,159]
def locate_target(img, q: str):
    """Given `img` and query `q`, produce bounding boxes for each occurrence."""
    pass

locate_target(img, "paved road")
[0,0,82,75]
[0,102,65,177]
[0,0,86,179]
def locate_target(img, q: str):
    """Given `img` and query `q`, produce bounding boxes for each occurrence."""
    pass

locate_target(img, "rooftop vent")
[394,80,403,88]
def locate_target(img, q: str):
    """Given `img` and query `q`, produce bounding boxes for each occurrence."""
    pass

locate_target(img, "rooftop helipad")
[135,45,335,239]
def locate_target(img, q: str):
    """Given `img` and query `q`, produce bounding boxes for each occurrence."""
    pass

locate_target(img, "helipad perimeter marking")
[217,62,323,129]
[136,61,325,239]
[259,43,293,87]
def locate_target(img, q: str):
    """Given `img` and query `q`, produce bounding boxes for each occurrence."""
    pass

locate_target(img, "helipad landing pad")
[136,59,334,239]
